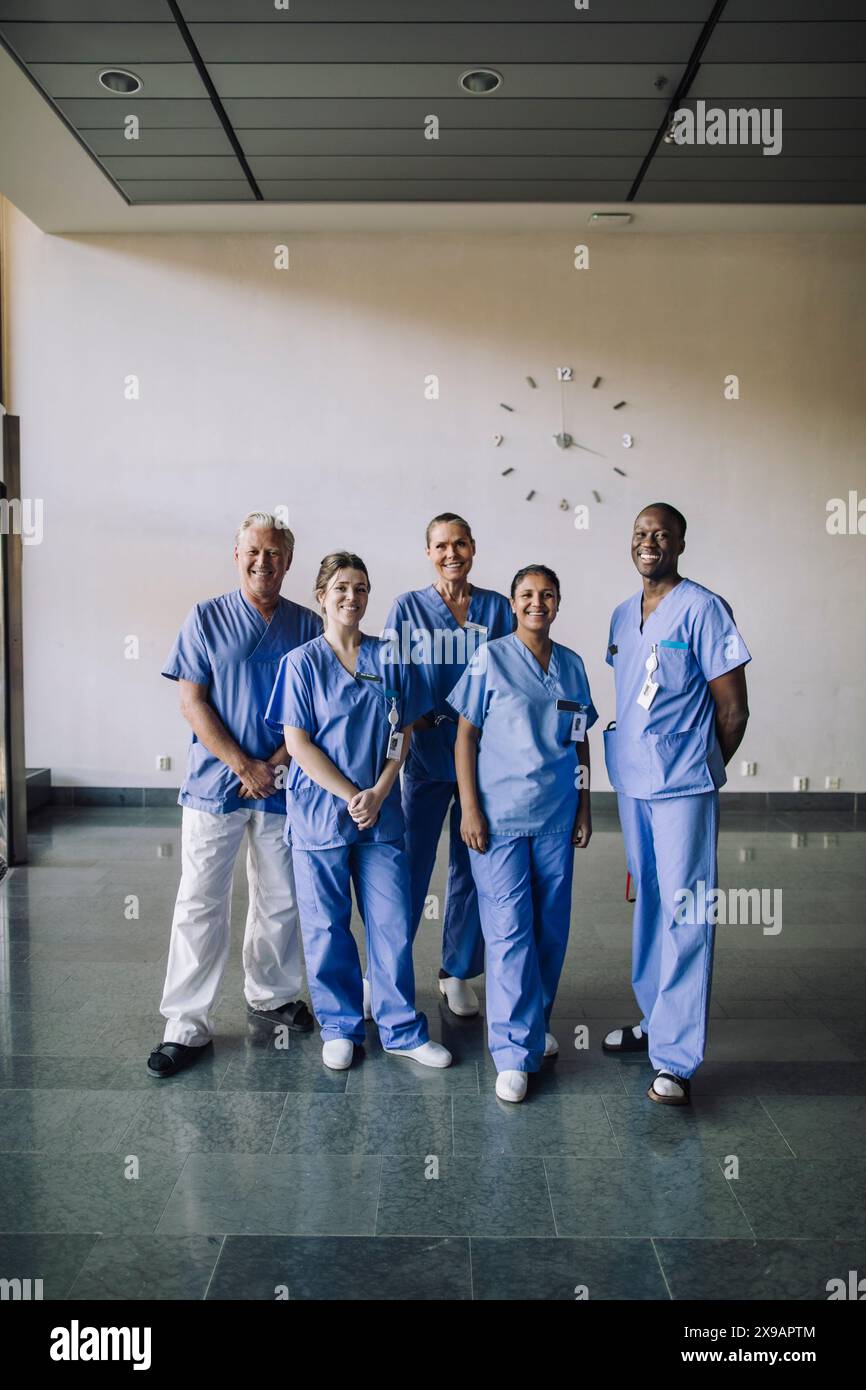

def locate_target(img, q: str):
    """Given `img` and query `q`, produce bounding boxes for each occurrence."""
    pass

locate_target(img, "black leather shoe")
[246,999,314,1032]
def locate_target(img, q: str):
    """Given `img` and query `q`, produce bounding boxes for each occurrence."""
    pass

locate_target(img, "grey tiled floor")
[0,805,864,1300]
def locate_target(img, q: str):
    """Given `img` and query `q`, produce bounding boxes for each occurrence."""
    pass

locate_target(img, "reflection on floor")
[0,804,864,1301]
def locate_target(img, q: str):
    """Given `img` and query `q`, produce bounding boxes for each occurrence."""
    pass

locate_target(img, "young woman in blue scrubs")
[382,514,514,1018]
[450,565,597,1103]
[265,553,451,1073]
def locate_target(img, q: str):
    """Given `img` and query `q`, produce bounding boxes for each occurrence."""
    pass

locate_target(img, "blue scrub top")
[447,632,598,837]
[265,633,426,851]
[381,583,514,783]
[604,577,751,801]
[162,589,322,815]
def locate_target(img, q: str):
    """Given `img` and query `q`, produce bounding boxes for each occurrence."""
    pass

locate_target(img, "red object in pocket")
[625,872,636,903]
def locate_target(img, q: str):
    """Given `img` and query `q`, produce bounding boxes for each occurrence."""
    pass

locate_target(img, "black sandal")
[246,999,314,1032]
[646,1070,691,1106]
[146,1041,210,1078]
[602,1025,649,1054]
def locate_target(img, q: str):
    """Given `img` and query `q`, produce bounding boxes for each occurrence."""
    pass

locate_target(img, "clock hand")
[553,433,605,457]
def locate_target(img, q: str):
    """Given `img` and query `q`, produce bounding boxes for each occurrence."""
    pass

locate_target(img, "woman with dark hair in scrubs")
[451,565,596,1102]
[265,552,451,1073]
[381,514,514,1018]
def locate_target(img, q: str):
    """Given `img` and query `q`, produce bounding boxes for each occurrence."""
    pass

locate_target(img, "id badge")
[636,676,659,710]
[386,729,404,761]
[570,710,587,741]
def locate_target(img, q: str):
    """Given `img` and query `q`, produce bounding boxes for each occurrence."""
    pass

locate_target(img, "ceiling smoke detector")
[98,68,143,95]
[458,68,502,95]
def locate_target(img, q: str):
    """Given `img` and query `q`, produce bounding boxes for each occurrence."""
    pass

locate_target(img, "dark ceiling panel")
[28,62,210,98]
[0,1,170,17]
[103,155,247,179]
[0,22,188,62]
[246,155,643,182]
[180,2,714,20]
[646,157,866,181]
[722,1,863,19]
[221,97,672,130]
[238,128,653,157]
[637,181,866,202]
[1,4,864,206]
[704,22,866,63]
[208,64,685,100]
[118,179,255,200]
[57,97,222,127]
[190,23,701,65]
[655,128,866,157]
[254,179,635,201]
[691,64,866,98]
[671,97,866,129]
[82,127,234,155]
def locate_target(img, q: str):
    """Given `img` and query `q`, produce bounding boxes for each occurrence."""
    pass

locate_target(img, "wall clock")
[491,369,635,516]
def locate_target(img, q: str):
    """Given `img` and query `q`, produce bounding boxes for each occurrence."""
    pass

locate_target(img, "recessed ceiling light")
[98,68,143,95]
[458,68,502,95]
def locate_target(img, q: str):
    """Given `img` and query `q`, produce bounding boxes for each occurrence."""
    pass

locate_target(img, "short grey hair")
[234,511,295,559]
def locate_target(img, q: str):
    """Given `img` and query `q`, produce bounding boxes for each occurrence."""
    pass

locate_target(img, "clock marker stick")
[526,491,536,501]
[614,467,627,477]
[613,401,627,410]
[500,403,514,412]
[593,377,602,389]
[501,468,514,476]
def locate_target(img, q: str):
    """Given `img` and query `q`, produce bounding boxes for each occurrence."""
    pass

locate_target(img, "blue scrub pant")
[402,772,485,980]
[291,839,428,1051]
[469,832,575,1073]
[617,790,719,1080]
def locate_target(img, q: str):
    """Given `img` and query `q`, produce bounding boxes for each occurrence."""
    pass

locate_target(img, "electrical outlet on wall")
[793,776,809,792]
[156,755,171,771]
[741,761,757,776]
[825,776,841,791]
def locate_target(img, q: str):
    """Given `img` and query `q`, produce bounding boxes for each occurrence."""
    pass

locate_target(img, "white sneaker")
[495,1070,528,1103]
[362,977,373,1021]
[544,1032,559,1057]
[322,1039,354,1070]
[385,1040,452,1069]
[438,976,479,1017]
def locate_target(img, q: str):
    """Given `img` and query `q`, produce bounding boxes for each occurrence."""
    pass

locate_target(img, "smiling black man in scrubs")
[601,504,750,1106]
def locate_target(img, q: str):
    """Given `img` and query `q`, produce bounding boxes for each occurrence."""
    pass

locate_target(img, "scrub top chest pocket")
[656,639,691,693]
[556,698,588,742]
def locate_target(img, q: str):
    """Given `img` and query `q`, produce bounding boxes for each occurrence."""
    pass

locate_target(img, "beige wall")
[4,201,866,791]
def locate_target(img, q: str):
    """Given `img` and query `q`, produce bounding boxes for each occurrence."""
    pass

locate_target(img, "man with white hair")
[148,512,321,1078]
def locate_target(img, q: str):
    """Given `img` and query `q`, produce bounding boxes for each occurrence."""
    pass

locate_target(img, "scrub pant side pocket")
[402,774,453,937]
[351,839,428,1052]
[528,832,575,1028]
[469,836,545,1074]
[291,845,365,1045]
[616,794,663,1036]
[649,791,720,1079]
[444,792,485,980]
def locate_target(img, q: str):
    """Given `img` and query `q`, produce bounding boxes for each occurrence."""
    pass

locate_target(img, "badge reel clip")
[385,691,403,761]
[636,645,660,711]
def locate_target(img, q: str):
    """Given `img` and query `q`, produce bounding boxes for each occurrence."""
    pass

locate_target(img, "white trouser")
[160,807,304,1046]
